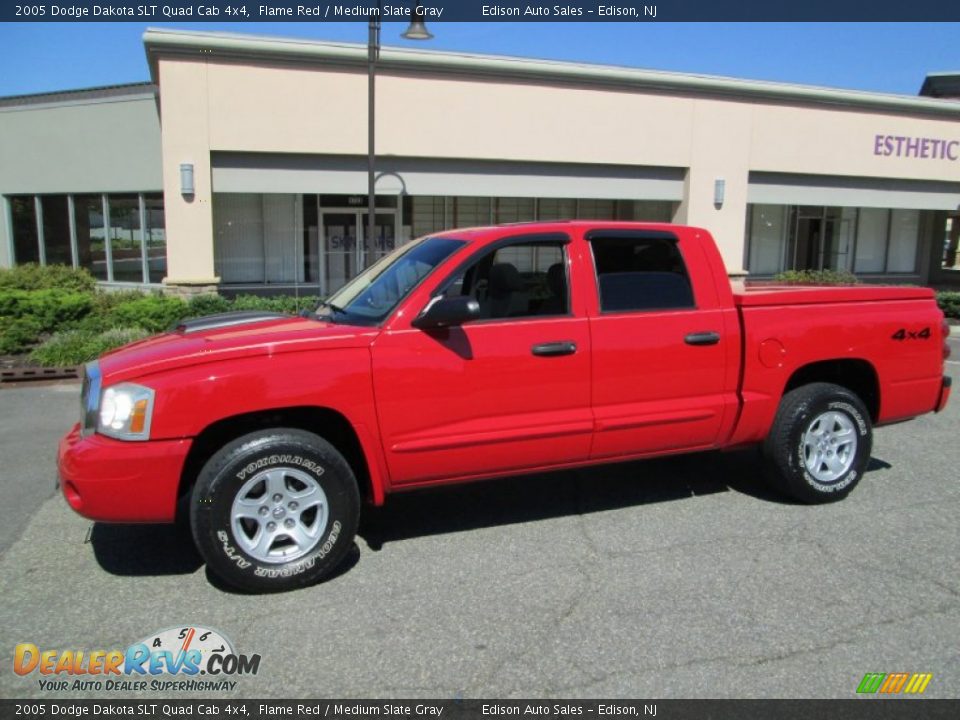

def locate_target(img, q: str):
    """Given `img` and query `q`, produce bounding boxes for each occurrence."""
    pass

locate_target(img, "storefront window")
[408,196,446,238]
[576,199,616,219]
[494,197,535,224]
[887,210,919,273]
[213,193,301,285]
[748,205,787,275]
[452,197,491,227]
[144,193,166,283]
[10,195,39,264]
[74,194,108,280]
[537,198,576,221]
[41,195,71,266]
[108,194,142,282]
[854,208,888,273]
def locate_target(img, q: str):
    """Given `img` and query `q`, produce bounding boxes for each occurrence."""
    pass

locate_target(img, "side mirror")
[411,296,480,330]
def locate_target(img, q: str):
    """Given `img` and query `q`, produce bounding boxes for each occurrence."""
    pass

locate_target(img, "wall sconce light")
[180,163,195,196]
[714,178,725,208]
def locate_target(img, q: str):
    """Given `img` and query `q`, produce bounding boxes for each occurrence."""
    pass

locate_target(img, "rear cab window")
[587,231,695,313]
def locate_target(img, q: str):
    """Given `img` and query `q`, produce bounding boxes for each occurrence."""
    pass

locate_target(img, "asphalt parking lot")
[1,358,958,700]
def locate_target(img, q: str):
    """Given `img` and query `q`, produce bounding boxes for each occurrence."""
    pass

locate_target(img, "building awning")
[211,153,686,201]
[748,172,960,210]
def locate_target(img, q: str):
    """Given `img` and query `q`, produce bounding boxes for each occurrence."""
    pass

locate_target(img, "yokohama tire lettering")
[236,455,325,481]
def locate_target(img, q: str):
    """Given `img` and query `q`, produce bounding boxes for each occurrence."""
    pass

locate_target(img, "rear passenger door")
[585,229,733,459]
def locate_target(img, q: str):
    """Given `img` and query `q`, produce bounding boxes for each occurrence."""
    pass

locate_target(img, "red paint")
[57,222,950,522]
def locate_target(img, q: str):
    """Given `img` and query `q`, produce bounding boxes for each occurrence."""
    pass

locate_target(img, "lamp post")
[368,1,433,267]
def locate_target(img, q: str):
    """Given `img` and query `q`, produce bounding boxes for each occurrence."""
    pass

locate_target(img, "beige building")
[3,28,960,293]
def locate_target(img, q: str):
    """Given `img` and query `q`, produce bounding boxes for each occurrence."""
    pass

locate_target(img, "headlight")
[97,383,155,441]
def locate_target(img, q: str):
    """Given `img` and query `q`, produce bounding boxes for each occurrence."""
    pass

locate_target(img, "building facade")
[2,29,959,295]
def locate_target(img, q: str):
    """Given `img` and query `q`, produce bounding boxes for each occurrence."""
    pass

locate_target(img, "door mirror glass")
[412,296,481,329]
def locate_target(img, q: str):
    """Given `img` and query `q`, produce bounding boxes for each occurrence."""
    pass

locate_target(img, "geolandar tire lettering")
[190,429,360,592]
[763,383,873,504]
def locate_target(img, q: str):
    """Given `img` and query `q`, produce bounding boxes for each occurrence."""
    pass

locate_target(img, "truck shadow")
[358,450,892,551]
[90,522,203,576]
[88,450,893,576]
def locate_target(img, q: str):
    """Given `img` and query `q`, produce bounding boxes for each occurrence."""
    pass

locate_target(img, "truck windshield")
[317,236,466,325]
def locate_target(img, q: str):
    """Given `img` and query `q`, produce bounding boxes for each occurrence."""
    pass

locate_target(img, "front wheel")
[763,382,872,504]
[191,429,360,592]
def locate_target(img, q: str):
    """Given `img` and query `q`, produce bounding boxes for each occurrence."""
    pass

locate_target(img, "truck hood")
[98,314,378,383]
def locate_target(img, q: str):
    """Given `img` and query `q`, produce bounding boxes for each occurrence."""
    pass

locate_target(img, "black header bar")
[5,1,960,22]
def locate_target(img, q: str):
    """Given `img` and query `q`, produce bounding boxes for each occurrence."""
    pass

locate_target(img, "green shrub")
[106,295,189,333]
[0,289,94,332]
[774,269,860,285]
[92,289,148,312]
[29,327,151,367]
[230,294,315,315]
[0,263,96,293]
[0,317,43,354]
[937,291,960,319]
[187,294,232,317]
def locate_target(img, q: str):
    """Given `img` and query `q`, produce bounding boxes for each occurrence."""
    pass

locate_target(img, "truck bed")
[731,281,935,307]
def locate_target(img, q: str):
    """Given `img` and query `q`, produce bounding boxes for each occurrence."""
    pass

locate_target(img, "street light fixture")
[368,1,433,268]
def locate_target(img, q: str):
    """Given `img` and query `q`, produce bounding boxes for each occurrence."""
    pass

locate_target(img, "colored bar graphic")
[857,672,932,694]
[857,673,886,694]
[904,673,933,694]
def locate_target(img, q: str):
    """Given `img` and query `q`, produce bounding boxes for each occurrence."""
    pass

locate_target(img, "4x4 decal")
[891,327,931,341]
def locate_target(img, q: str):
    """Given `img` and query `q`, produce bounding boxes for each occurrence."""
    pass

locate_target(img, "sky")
[0,22,956,98]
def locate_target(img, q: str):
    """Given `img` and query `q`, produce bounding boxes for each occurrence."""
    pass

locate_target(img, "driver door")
[371,234,593,486]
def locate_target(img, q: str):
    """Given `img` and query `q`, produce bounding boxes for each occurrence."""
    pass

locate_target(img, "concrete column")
[673,100,752,275]
[157,58,219,289]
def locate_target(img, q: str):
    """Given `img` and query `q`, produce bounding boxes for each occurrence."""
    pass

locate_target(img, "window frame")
[585,229,699,315]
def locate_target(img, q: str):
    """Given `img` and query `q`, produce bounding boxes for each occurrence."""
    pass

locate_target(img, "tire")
[190,428,360,592]
[762,382,872,504]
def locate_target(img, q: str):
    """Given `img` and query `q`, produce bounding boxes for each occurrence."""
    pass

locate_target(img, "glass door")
[362,213,398,269]
[320,212,360,295]
[320,210,399,295]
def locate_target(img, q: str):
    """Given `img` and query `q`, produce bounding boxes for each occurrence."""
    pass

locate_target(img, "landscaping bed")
[0,264,318,372]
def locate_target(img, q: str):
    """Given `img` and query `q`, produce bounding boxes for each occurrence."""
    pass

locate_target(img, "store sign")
[874,134,959,161]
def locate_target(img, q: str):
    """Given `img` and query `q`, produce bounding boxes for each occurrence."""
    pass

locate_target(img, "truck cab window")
[446,241,569,320]
[590,235,694,312]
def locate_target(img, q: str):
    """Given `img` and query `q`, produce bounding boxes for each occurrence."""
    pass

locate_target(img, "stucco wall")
[154,51,960,280]
[0,95,162,195]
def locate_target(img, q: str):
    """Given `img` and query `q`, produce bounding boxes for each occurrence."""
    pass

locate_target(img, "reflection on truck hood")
[98,315,378,383]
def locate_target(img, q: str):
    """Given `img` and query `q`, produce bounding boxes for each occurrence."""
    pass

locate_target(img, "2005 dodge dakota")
[58,222,952,591]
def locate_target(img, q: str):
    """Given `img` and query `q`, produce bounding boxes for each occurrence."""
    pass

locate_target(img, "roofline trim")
[143,28,960,119]
[0,82,156,110]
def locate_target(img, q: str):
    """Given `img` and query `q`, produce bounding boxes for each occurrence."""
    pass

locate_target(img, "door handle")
[531,341,577,357]
[684,331,721,346]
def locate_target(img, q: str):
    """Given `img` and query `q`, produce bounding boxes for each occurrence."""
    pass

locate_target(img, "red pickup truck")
[58,222,951,591]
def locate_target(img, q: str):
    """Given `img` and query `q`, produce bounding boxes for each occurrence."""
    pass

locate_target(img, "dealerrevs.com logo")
[13,626,261,693]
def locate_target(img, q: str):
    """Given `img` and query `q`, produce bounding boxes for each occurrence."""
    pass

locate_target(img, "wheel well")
[783,359,880,422]
[177,407,372,517]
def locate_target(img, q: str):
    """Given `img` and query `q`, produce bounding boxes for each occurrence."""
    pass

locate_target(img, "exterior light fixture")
[714,178,725,207]
[402,2,434,40]
[180,163,195,196]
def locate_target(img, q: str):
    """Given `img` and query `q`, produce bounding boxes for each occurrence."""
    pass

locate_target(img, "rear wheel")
[763,383,872,503]
[191,429,359,592]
